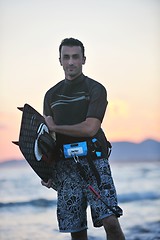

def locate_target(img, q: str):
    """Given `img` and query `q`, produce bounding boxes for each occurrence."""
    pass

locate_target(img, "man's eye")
[63,55,70,60]
[73,55,79,59]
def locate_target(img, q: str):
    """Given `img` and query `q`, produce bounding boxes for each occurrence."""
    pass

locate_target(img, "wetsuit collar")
[65,74,85,85]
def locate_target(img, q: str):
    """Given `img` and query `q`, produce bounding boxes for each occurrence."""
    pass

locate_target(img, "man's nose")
[68,57,73,65]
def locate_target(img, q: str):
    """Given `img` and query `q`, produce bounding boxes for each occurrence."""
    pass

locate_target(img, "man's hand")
[41,178,53,188]
[44,115,55,132]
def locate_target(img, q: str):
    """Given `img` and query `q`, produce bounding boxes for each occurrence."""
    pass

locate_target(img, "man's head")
[59,38,86,80]
[59,38,85,58]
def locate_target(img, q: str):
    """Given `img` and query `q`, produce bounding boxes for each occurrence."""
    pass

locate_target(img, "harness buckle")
[71,153,80,163]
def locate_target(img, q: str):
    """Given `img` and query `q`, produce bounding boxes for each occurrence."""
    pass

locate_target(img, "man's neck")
[65,73,82,80]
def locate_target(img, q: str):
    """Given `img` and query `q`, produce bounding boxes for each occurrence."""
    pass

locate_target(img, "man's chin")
[68,72,81,79]
[68,70,76,76]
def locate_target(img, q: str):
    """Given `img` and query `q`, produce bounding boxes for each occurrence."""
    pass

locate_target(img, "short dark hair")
[59,38,85,57]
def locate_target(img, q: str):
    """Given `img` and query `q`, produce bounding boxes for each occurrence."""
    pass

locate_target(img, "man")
[41,38,125,240]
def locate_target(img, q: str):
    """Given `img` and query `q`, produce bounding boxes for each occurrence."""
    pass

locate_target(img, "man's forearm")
[44,116,101,138]
[53,122,92,137]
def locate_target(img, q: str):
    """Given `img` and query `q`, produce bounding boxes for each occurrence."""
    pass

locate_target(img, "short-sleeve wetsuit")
[44,74,108,151]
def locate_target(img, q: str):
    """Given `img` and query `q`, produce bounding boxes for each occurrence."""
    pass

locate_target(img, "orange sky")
[0,0,160,162]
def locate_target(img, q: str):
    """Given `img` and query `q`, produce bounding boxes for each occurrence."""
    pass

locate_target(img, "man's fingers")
[44,116,55,132]
[41,179,52,188]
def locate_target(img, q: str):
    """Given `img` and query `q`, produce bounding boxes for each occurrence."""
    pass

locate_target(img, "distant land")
[0,139,159,166]
[109,139,160,162]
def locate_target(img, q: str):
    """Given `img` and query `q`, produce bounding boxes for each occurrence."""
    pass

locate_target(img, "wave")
[0,191,160,208]
[0,198,57,208]
[118,191,160,203]
[125,221,160,240]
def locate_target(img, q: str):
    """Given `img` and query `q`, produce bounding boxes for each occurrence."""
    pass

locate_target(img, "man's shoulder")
[85,76,106,90]
[45,79,65,96]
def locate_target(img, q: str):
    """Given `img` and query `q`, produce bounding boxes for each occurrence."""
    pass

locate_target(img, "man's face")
[59,46,86,80]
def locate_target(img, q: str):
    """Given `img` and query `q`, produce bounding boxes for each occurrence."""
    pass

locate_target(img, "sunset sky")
[0,0,159,162]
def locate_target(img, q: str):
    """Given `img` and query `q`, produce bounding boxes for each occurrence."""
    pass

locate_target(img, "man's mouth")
[68,68,75,72]
[68,64,76,69]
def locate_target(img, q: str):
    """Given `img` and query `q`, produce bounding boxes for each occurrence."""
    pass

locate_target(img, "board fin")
[12,141,19,146]
[17,107,24,111]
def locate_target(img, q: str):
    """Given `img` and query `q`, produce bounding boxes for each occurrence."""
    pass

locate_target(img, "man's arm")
[44,116,101,137]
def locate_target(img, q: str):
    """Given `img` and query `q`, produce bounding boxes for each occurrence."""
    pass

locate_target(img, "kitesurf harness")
[37,131,111,187]
[62,138,112,187]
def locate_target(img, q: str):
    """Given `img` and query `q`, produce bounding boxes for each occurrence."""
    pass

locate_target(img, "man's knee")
[103,215,125,239]
[103,215,121,232]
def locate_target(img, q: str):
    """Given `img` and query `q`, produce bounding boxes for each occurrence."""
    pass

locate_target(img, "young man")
[41,38,125,240]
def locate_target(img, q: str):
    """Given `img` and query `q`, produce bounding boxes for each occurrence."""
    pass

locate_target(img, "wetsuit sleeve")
[43,92,53,116]
[87,83,108,122]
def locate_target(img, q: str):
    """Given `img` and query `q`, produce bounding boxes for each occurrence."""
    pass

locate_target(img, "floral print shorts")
[52,158,122,232]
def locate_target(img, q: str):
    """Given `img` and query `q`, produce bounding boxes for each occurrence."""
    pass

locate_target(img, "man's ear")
[82,56,86,65]
[59,57,62,66]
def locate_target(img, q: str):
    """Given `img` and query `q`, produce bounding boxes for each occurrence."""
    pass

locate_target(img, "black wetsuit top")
[43,74,108,154]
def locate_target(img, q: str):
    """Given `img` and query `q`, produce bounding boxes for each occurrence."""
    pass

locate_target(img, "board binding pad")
[13,104,56,190]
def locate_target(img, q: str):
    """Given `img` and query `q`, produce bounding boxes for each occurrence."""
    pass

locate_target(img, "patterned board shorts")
[52,158,123,233]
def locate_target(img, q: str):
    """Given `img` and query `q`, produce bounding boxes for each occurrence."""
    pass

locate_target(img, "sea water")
[0,160,160,240]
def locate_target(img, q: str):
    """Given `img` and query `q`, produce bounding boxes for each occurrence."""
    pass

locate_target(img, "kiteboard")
[12,104,57,190]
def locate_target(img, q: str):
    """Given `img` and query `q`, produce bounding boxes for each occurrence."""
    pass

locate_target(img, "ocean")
[0,160,160,240]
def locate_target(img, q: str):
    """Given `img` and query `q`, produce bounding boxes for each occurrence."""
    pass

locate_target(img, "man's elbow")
[85,127,99,138]
[84,118,101,137]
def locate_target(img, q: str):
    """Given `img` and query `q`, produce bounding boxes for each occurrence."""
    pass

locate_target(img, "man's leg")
[102,215,125,240]
[71,229,88,240]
